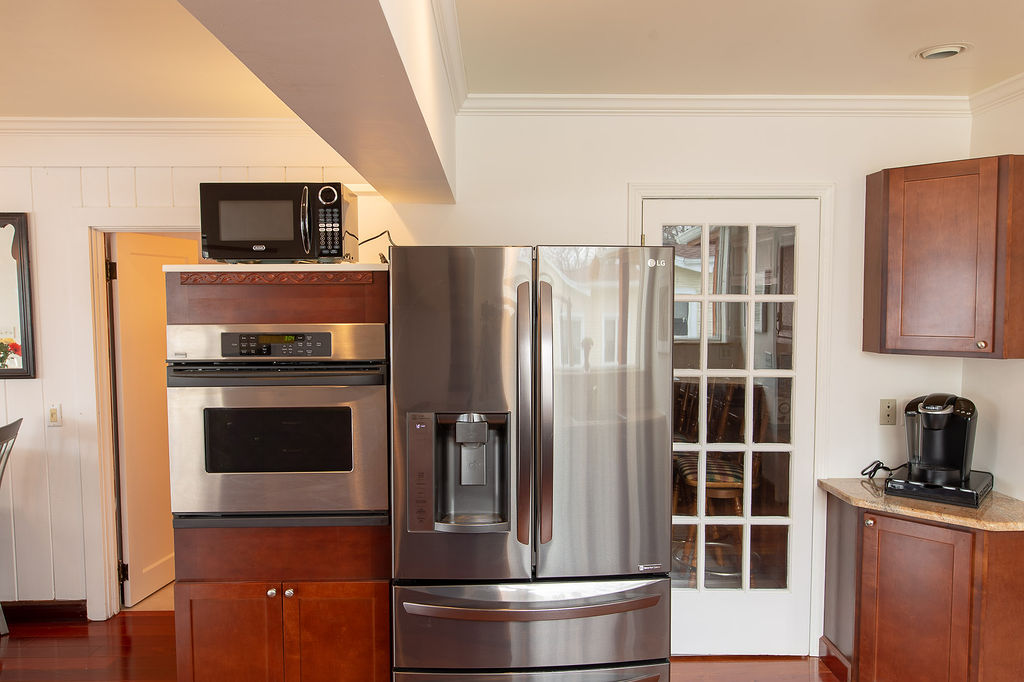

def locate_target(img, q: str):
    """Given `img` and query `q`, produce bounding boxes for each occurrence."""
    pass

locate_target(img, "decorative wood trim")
[970,71,1024,115]
[432,0,468,113]
[460,93,972,117]
[0,116,315,137]
[179,271,373,285]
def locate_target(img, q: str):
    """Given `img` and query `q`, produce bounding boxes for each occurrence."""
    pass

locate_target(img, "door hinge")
[106,260,117,281]
[117,560,129,583]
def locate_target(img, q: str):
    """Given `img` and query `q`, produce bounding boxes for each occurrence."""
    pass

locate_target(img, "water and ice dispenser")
[406,411,510,533]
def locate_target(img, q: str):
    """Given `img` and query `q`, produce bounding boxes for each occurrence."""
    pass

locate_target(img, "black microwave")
[199,182,356,262]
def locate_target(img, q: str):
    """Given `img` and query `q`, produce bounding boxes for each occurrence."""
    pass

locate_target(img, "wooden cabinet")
[822,497,1024,682]
[863,155,1024,357]
[175,580,389,682]
[173,524,391,682]
[857,513,973,682]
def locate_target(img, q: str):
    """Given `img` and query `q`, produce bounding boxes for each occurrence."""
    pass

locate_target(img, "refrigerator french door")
[391,246,672,678]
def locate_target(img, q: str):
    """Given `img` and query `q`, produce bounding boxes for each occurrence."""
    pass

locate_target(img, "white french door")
[642,198,820,655]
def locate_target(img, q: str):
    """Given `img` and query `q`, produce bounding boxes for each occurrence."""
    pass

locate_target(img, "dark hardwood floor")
[0,611,841,681]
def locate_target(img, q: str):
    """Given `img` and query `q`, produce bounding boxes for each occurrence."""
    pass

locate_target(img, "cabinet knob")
[267,588,277,598]
[977,340,988,349]
[864,518,875,527]
[284,588,295,598]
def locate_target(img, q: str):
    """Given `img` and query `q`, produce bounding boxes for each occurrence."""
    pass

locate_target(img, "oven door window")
[204,407,353,473]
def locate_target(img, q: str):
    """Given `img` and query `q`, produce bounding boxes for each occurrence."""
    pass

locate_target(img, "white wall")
[963,83,1024,499]
[378,110,972,478]
[0,121,361,615]
[0,106,981,619]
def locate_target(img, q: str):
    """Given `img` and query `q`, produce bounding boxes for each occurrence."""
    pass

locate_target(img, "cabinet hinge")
[106,261,117,281]
[117,560,129,583]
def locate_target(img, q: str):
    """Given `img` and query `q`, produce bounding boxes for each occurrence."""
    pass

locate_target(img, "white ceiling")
[454,0,1024,97]
[1,0,1022,120]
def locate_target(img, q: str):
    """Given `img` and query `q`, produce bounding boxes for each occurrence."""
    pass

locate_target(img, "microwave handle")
[300,185,311,255]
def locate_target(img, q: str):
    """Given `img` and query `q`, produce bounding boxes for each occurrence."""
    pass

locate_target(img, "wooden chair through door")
[0,417,23,636]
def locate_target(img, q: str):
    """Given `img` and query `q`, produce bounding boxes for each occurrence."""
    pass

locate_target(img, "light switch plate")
[47,403,63,427]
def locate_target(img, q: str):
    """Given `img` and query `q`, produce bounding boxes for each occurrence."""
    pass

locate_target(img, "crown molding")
[432,0,468,113]
[0,117,313,136]
[970,72,1024,115]
[458,93,972,117]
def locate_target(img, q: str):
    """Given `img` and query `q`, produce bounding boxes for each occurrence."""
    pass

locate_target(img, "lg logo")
[647,258,666,267]
[252,244,267,251]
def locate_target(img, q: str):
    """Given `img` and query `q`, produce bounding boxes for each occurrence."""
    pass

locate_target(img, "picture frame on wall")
[0,213,36,378]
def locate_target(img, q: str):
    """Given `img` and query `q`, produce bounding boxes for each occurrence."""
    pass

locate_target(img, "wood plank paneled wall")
[0,162,359,606]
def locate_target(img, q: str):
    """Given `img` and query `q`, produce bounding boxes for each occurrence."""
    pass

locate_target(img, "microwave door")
[533,246,673,580]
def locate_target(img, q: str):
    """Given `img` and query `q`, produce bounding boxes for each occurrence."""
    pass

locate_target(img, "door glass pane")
[752,452,790,516]
[755,226,795,294]
[708,302,746,369]
[753,302,793,370]
[673,301,700,370]
[671,524,697,588]
[709,225,748,294]
[665,225,703,295]
[705,525,743,589]
[673,378,699,443]
[751,525,788,589]
[707,377,745,443]
[672,452,698,515]
[705,451,744,517]
[754,377,792,444]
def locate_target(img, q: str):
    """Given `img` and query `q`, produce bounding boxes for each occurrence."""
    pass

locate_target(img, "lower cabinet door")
[857,513,973,682]
[282,580,390,682]
[175,581,284,682]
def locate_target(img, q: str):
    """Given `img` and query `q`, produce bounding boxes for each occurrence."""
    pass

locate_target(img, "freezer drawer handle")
[401,593,660,622]
[621,676,661,682]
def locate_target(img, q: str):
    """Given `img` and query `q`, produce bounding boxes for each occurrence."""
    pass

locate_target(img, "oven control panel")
[220,332,332,357]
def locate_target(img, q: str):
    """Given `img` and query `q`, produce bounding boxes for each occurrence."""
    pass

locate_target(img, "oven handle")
[167,366,384,388]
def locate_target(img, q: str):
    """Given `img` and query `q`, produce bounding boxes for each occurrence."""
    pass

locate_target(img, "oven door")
[166,365,386,514]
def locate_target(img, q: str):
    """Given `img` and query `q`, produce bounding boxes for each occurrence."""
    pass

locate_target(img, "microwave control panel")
[221,332,332,357]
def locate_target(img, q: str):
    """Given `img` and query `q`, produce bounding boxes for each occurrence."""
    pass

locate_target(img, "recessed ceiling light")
[915,43,970,60]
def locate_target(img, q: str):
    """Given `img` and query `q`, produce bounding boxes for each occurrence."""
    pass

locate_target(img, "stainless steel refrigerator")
[390,246,672,681]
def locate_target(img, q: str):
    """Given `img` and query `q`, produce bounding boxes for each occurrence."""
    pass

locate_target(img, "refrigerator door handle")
[516,281,532,545]
[538,280,554,544]
[401,593,660,622]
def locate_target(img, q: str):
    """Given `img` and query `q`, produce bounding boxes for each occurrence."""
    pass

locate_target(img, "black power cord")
[357,229,397,264]
[861,460,909,479]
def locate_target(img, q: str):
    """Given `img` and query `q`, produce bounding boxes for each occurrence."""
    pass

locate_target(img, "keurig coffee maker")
[884,393,993,507]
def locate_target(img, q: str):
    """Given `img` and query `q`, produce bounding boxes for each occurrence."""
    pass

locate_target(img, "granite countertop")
[818,478,1024,531]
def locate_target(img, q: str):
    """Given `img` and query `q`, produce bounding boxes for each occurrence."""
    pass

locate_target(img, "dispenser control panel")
[407,412,436,532]
[221,332,331,357]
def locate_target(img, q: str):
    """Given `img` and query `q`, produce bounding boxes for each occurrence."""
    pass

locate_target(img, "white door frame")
[80,207,199,620]
[627,183,836,654]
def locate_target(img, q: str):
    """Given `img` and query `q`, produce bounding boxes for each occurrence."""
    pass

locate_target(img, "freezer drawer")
[393,578,670,670]
[393,662,670,681]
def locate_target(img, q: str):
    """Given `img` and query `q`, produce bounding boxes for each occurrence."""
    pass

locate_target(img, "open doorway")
[103,231,200,608]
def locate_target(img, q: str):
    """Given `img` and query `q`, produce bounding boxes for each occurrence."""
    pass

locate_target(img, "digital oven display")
[258,334,296,344]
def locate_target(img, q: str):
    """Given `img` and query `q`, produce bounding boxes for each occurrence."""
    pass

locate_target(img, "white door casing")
[642,197,821,655]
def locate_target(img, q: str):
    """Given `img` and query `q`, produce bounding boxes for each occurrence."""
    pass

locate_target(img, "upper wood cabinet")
[863,155,1024,357]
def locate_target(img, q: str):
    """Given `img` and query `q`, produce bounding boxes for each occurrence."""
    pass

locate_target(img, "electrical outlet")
[47,403,63,427]
[879,398,897,426]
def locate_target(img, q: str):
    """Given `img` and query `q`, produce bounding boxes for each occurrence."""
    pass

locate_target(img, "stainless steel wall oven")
[166,323,387,516]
